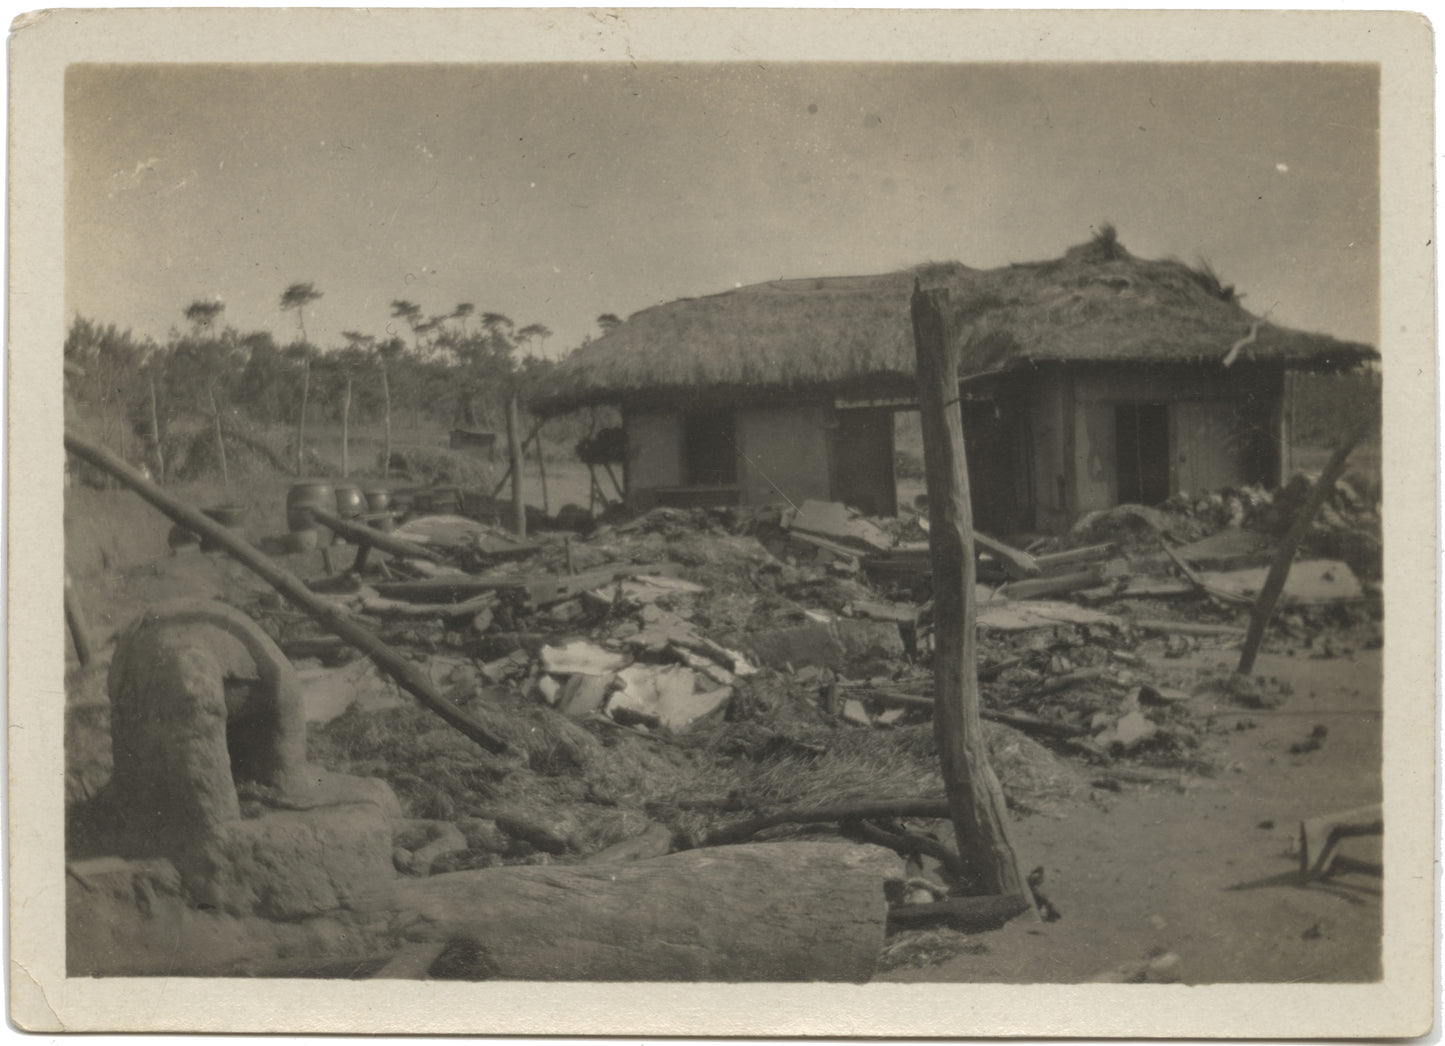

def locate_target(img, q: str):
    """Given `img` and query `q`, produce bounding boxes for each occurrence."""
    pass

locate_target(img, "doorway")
[1115,403,1170,505]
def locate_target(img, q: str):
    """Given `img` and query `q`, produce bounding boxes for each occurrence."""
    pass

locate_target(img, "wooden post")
[506,392,527,539]
[910,282,1030,901]
[295,352,310,477]
[535,421,551,516]
[207,386,229,488]
[380,364,392,478]
[63,572,94,666]
[341,374,352,478]
[1236,417,1370,675]
[148,377,165,484]
[63,429,509,755]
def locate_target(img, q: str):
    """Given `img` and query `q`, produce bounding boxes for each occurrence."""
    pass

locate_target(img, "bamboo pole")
[295,353,310,477]
[381,363,392,478]
[506,392,526,538]
[1236,417,1371,675]
[207,386,229,488]
[148,377,165,484]
[341,374,352,477]
[63,430,509,755]
[911,282,1031,903]
[535,421,550,516]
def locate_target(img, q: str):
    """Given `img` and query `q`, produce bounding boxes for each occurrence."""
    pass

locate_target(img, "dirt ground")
[63,456,1386,984]
[880,647,1382,983]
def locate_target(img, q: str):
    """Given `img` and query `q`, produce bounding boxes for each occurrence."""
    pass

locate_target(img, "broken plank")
[973,531,1042,579]
[1032,543,1117,571]
[994,567,1103,601]
[864,690,1089,739]
[305,506,442,563]
[359,591,499,620]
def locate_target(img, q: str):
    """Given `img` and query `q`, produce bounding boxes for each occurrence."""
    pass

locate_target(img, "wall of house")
[1044,365,1284,525]
[624,409,683,495]
[735,404,834,507]
[1029,368,1074,532]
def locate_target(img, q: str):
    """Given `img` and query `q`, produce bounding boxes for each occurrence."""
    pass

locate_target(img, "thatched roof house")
[536,232,1376,532]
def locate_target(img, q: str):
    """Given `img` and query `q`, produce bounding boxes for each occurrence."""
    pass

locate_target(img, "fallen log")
[1037,666,1109,695]
[1032,543,1116,571]
[973,531,1042,579]
[704,798,952,847]
[358,591,499,620]
[887,892,1031,932]
[304,506,440,563]
[994,567,1103,601]
[63,430,509,755]
[389,841,898,981]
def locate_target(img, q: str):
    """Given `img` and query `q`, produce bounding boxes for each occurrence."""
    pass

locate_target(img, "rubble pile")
[215,476,1373,888]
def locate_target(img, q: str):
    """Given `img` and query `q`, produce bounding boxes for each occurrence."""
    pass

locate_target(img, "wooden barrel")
[363,486,391,513]
[286,481,335,535]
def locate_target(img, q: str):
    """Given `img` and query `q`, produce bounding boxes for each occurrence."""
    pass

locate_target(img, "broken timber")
[304,505,441,563]
[911,282,1032,906]
[62,430,509,755]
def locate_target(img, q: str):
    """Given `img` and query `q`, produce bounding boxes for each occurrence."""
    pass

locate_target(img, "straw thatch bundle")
[533,230,1376,414]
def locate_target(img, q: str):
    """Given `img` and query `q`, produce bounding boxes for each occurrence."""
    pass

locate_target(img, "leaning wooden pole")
[1236,416,1372,675]
[147,376,165,484]
[341,374,352,478]
[535,421,551,516]
[910,282,1031,903]
[63,429,509,755]
[505,392,527,539]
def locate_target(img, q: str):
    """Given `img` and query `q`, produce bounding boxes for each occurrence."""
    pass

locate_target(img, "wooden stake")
[1236,417,1370,675]
[207,386,229,488]
[63,430,509,755]
[381,364,392,478]
[341,374,352,478]
[535,421,551,516]
[506,392,527,539]
[148,376,165,484]
[295,353,310,477]
[63,572,94,666]
[910,282,1030,902]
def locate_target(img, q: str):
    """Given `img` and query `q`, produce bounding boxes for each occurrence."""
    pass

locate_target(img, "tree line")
[64,282,612,484]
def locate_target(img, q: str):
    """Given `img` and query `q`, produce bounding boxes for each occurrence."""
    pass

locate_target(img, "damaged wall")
[736,404,834,507]
[1031,364,1286,529]
[624,409,684,496]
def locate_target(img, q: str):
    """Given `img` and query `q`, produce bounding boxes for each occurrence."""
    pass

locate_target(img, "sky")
[66,62,1379,358]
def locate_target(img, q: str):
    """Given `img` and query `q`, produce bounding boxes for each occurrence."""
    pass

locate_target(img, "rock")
[539,639,629,676]
[557,672,613,717]
[841,699,872,726]
[745,621,846,671]
[835,619,906,662]
[1095,709,1157,751]
[547,599,585,624]
[182,804,396,919]
[608,664,731,733]
[297,658,405,725]
[535,675,561,705]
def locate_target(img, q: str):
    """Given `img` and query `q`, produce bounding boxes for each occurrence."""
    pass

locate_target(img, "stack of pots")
[286,480,335,550]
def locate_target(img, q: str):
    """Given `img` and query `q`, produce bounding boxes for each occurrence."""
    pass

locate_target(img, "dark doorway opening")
[683,411,738,486]
[1115,403,1170,505]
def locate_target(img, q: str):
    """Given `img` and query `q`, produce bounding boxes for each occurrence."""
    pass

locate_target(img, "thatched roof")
[532,231,1377,414]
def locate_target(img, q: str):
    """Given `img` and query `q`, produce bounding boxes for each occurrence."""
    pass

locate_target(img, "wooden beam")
[63,430,509,755]
[304,505,440,563]
[1236,417,1370,675]
[910,282,1031,903]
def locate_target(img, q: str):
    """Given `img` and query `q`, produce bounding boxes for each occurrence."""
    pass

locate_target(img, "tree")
[517,322,553,358]
[597,313,622,335]
[183,299,224,337]
[280,282,323,475]
[390,299,424,352]
[453,302,475,336]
